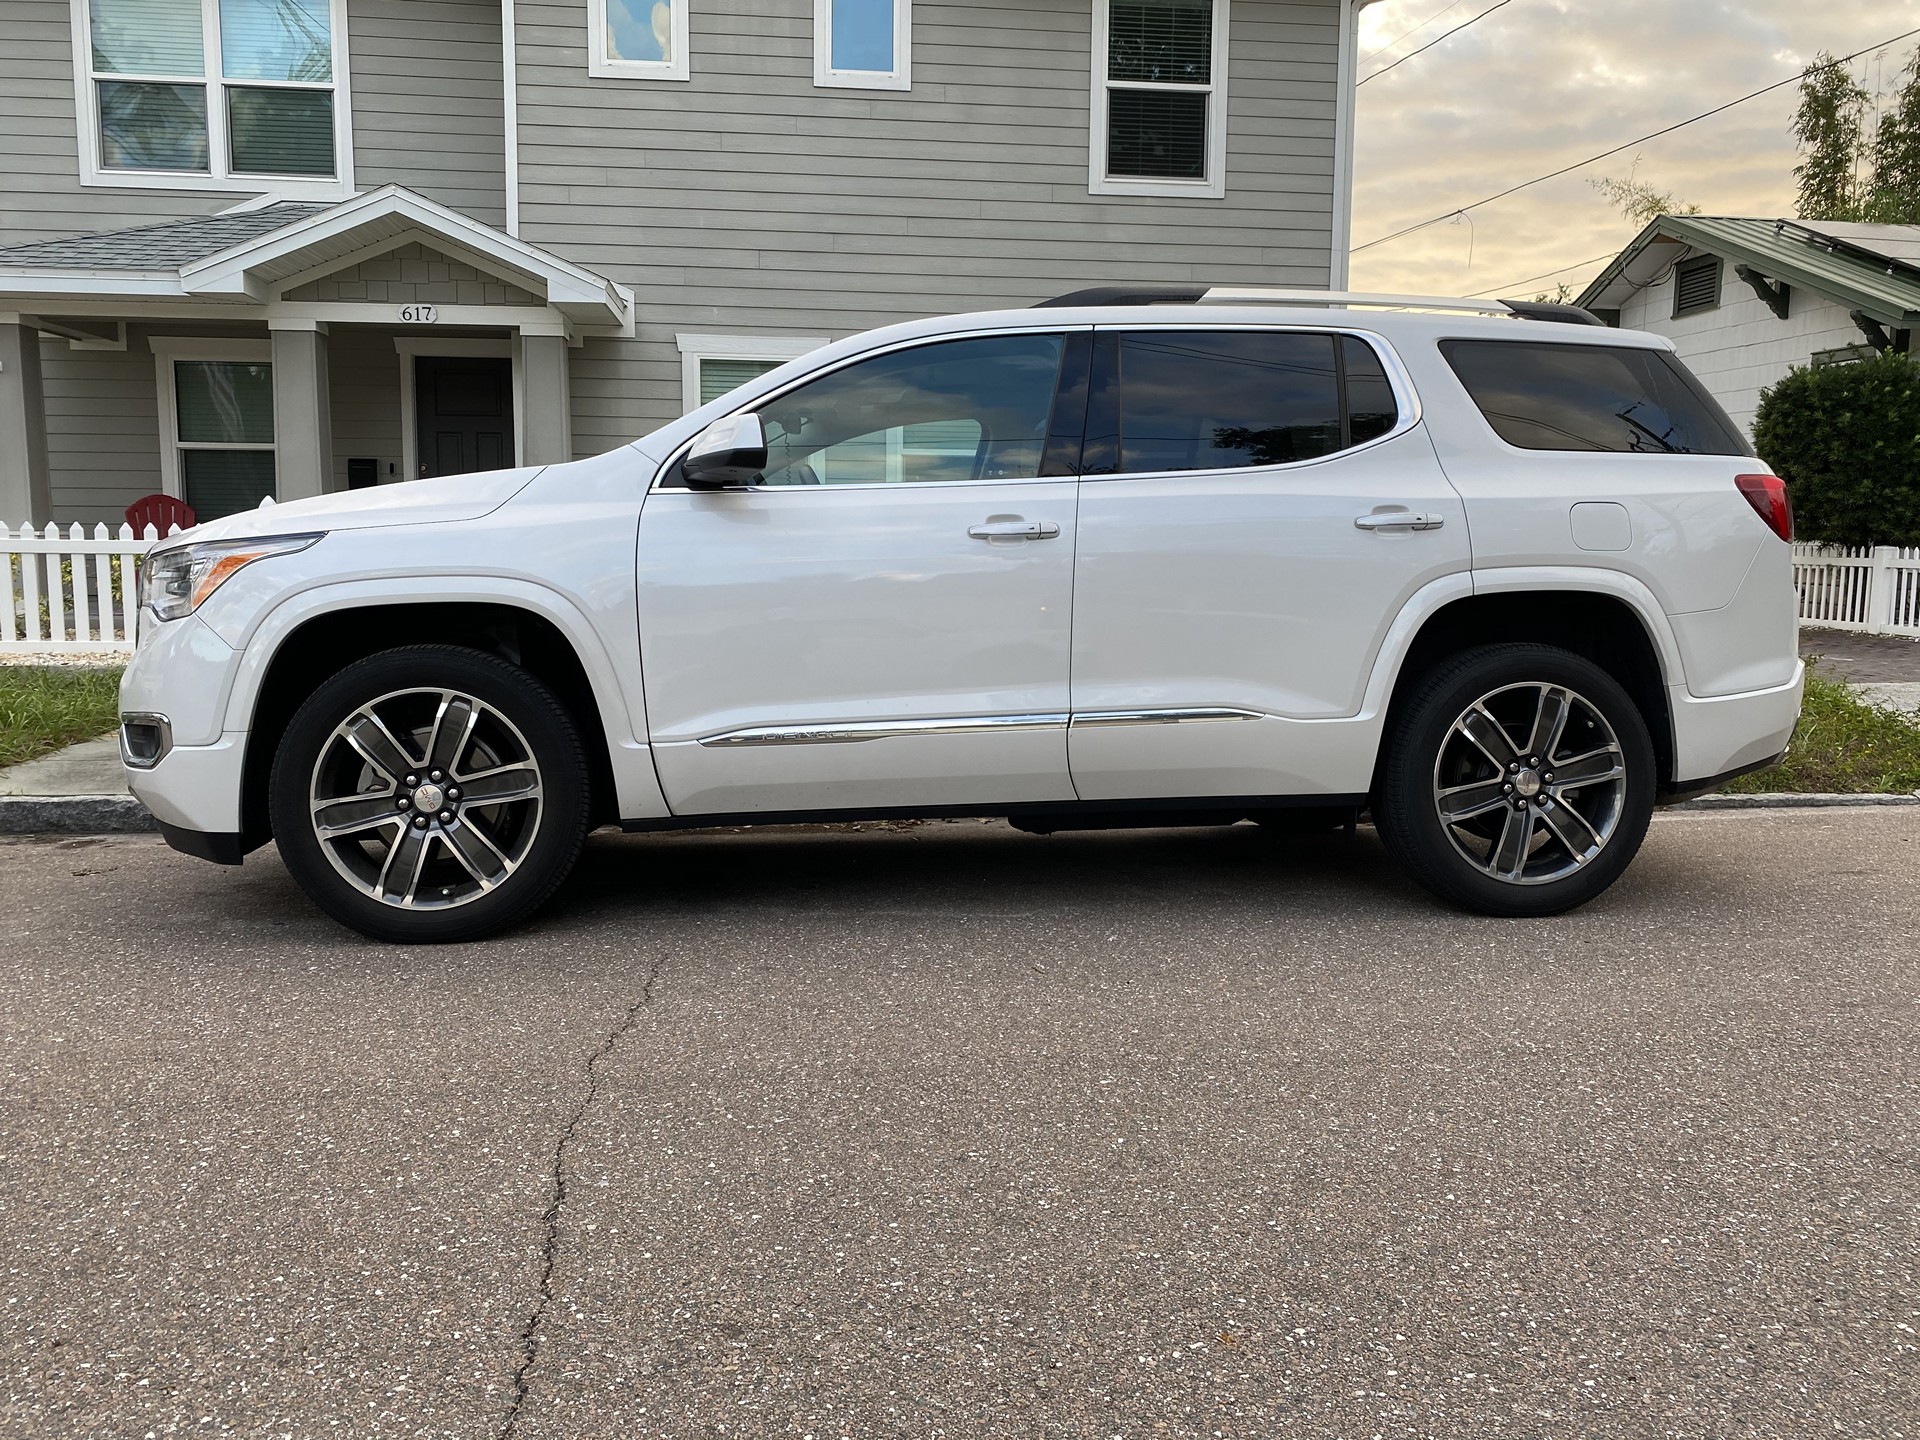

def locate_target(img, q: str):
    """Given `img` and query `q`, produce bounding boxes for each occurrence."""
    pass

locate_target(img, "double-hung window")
[76,0,349,194]
[1090,0,1229,199]
[814,0,910,90]
[590,0,691,81]
[153,340,278,521]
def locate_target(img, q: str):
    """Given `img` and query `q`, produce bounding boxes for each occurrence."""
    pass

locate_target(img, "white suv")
[119,290,1803,941]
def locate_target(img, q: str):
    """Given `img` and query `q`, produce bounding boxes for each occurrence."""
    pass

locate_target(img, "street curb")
[0,795,158,835]
[1667,792,1920,811]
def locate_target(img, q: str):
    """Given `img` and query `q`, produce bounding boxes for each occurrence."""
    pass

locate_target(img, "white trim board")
[68,0,355,200]
[588,0,690,81]
[1330,0,1386,288]
[813,0,911,91]
[395,337,519,483]
[675,333,830,413]
[1088,0,1230,200]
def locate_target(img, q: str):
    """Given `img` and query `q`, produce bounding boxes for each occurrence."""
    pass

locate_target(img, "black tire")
[1373,643,1656,917]
[269,645,591,943]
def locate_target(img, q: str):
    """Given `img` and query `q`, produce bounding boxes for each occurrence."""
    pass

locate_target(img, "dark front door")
[415,355,514,478]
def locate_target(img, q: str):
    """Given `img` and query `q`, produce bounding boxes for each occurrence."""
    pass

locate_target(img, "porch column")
[270,320,334,501]
[0,319,51,526]
[519,332,572,465]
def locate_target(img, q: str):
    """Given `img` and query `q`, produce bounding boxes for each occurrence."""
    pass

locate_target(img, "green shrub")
[1752,349,1920,547]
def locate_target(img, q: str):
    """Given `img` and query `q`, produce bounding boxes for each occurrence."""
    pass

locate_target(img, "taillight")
[1736,473,1793,542]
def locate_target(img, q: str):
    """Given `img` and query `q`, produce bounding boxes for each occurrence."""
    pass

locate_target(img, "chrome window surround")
[649,321,1423,493]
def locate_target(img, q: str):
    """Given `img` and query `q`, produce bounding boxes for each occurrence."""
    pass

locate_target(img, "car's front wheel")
[1374,644,1656,917]
[269,646,591,942]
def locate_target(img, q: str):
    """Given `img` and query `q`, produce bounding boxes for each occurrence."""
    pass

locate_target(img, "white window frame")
[70,0,354,198]
[150,337,276,500]
[813,0,911,91]
[676,333,830,414]
[588,0,691,81]
[1088,0,1229,200]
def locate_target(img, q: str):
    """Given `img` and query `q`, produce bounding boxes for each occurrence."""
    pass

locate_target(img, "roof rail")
[1033,285,1608,326]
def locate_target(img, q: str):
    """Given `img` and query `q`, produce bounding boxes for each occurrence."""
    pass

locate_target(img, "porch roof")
[0,186,634,336]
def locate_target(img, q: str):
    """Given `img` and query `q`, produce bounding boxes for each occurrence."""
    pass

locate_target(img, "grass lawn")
[1726,664,1920,794]
[0,665,123,770]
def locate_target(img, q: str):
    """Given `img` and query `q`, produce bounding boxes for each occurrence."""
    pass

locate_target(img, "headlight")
[140,533,325,622]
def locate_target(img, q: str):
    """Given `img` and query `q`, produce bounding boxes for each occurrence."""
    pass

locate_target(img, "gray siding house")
[1,0,1379,527]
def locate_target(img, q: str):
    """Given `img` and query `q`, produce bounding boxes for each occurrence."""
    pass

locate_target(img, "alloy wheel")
[307,687,545,911]
[1430,681,1628,886]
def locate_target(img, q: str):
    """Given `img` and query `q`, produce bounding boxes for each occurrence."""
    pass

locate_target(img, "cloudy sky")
[1349,0,1920,300]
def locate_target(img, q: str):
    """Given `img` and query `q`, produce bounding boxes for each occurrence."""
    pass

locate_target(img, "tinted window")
[1118,331,1343,473]
[1343,335,1398,444]
[1441,340,1748,455]
[753,335,1064,486]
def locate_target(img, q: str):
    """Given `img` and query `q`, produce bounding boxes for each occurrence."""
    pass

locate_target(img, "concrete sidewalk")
[0,733,153,833]
[1801,626,1920,713]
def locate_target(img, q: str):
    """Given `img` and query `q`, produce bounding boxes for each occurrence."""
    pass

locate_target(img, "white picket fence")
[1792,543,1920,637]
[5,524,1920,655]
[2,521,185,653]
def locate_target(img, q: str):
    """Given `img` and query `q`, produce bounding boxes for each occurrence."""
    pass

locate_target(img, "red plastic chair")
[125,493,195,537]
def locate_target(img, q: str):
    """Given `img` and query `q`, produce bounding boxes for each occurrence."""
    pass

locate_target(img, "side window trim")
[653,326,1093,491]
[1081,325,1419,480]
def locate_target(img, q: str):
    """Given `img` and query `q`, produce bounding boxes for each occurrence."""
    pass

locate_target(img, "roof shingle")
[0,202,333,271]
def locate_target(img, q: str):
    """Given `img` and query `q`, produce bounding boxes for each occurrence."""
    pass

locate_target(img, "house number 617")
[399,304,439,323]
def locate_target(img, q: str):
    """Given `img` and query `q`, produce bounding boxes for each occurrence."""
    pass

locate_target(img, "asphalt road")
[3,812,1917,1439]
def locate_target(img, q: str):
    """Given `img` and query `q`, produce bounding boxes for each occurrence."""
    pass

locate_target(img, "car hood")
[171,465,547,545]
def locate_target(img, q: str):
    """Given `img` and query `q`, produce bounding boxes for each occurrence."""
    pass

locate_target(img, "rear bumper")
[1665,662,1804,796]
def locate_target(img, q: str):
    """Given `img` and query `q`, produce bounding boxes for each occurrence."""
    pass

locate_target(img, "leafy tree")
[1866,51,1920,223]
[1753,351,1920,547]
[1590,169,1701,228]
[1792,52,1871,221]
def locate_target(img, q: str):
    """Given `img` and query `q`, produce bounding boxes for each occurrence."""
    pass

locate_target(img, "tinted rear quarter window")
[1441,339,1748,456]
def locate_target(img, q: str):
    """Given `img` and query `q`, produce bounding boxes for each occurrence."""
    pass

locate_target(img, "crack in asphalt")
[498,956,664,1439]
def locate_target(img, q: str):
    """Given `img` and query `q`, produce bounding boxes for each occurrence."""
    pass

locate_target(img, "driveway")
[3,813,1917,1438]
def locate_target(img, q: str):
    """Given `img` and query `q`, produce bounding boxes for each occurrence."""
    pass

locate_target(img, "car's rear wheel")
[269,646,591,942]
[1374,644,1655,917]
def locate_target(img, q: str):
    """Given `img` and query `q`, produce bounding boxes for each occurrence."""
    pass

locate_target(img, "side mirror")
[682,411,767,489]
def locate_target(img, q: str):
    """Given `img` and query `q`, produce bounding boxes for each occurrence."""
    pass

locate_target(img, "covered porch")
[0,186,635,526]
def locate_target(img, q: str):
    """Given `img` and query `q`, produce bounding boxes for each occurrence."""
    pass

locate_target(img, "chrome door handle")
[968,520,1061,540]
[1354,511,1445,532]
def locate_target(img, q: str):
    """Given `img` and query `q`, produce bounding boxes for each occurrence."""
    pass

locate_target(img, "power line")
[1359,0,1514,86]
[1462,251,1620,298]
[1352,23,1920,253]
[1360,0,1469,64]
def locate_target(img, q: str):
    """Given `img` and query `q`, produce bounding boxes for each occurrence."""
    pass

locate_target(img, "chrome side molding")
[700,714,1070,747]
[698,707,1267,747]
[1070,707,1265,728]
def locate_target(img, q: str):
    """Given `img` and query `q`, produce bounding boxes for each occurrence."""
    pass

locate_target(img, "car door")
[637,329,1086,816]
[1067,325,1471,800]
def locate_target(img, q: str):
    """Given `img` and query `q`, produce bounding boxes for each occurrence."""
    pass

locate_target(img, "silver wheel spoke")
[1458,704,1520,771]
[426,695,479,775]
[457,763,541,805]
[344,711,419,785]
[1536,806,1597,864]
[375,826,433,904]
[1526,686,1571,763]
[312,793,402,838]
[442,817,511,887]
[1490,807,1532,879]
[1551,746,1625,787]
[1437,778,1509,823]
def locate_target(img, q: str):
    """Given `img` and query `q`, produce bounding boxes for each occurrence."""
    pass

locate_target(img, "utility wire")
[1360,0,1469,64]
[1360,0,1514,85]
[1353,23,1920,253]
[1463,251,1620,298]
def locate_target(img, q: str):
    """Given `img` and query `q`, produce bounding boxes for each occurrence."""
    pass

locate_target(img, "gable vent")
[1673,255,1722,317]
